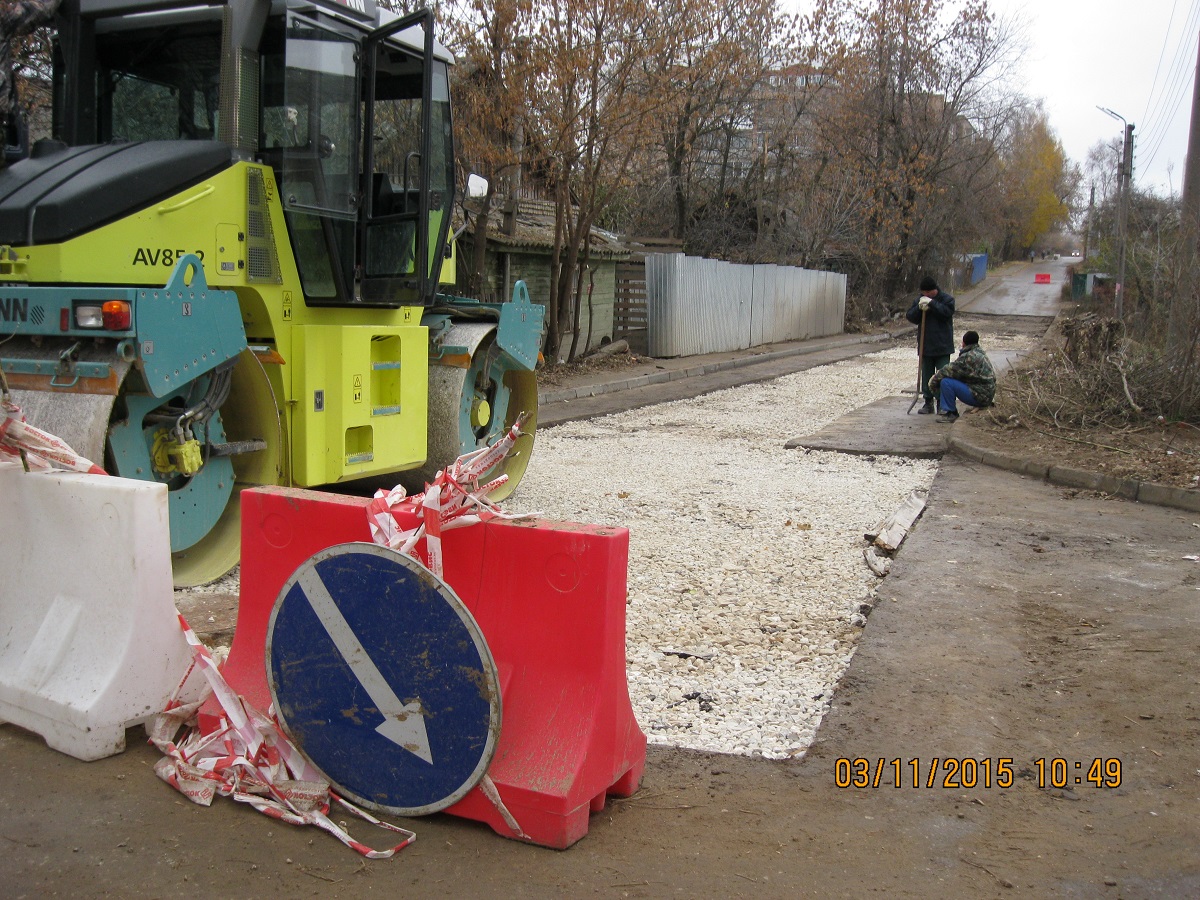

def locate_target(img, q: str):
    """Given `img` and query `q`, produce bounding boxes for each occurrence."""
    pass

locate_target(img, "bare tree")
[443,0,536,297]
[806,0,1023,314]
[634,0,798,243]
[1,0,60,160]
[442,0,1047,332]
[524,0,663,362]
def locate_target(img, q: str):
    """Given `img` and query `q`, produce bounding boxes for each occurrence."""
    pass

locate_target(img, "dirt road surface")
[3,260,1199,897]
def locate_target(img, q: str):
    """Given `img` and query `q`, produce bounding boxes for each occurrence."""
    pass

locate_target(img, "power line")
[1137,0,1200,181]
[1141,57,1195,162]
[1141,37,1196,150]
[1140,44,1198,175]
[1143,0,1182,124]
[1141,0,1200,134]
[1140,0,1200,145]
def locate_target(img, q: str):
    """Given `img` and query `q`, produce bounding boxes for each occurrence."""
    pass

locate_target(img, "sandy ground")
[3,455,1199,898]
[4,258,1198,896]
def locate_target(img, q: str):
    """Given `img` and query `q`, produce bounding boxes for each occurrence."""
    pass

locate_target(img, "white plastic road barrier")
[0,461,197,760]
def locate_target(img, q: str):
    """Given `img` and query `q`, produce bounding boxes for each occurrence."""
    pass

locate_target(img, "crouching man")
[929,330,996,423]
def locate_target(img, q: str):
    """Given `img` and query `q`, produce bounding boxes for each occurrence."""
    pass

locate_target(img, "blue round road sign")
[266,542,501,815]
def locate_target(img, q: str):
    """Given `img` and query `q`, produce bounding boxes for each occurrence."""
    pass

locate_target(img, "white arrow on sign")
[296,567,434,765]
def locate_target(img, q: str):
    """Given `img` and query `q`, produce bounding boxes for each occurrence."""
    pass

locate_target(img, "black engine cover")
[0,140,233,246]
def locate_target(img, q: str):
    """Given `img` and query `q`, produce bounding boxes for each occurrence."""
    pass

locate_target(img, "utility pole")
[1098,106,1134,318]
[1172,30,1200,357]
[1182,30,1200,228]
[1117,121,1134,319]
[1083,183,1095,260]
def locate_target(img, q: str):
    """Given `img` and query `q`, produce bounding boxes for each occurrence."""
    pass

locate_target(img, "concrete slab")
[785,394,950,458]
[990,348,1023,374]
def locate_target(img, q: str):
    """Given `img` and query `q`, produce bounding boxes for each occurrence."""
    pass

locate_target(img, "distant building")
[458,195,629,359]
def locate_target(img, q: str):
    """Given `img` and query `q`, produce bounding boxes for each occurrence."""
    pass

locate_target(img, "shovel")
[906,308,927,414]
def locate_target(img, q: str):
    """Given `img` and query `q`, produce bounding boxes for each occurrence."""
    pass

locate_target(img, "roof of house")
[464,199,630,260]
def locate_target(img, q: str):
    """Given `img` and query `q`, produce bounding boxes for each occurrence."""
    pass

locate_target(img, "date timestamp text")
[833,757,1123,789]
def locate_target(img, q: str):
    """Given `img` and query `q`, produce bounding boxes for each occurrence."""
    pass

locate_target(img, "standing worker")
[905,275,955,415]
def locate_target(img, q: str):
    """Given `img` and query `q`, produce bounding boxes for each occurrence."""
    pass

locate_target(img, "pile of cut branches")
[986,314,1200,431]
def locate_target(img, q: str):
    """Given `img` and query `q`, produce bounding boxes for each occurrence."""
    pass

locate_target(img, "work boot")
[936,410,959,424]
[917,399,935,414]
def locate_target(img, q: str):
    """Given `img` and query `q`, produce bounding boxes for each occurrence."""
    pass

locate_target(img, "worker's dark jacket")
[905,290,956,357]
[930,344,996,406]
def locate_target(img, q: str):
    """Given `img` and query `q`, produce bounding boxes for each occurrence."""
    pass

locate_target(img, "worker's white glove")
[918,296,932,310]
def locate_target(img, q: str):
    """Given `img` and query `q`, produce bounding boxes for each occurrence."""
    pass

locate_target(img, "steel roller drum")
[405,322,537,499]
[8,348,282,587]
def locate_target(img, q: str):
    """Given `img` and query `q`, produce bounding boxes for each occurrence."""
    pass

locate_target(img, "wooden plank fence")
[613,238,682,340]
[614,261,647,337]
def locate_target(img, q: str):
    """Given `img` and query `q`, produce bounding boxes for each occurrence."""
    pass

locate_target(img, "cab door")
[270,10,361,305]
[360,9,454,307]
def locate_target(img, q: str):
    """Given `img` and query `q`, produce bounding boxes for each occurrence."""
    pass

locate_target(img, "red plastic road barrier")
[439,514,645,848]
[207,489,373,721]
[1035,273,1051,284]
[208,486,646,849]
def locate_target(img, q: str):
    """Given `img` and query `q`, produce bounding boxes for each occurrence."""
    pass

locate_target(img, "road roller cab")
[0,0,545,586]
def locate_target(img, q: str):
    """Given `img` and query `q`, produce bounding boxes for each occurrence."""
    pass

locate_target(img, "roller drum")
[405,322,537,498]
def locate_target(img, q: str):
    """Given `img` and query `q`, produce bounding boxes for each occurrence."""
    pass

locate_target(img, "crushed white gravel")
[504,345,937,759]
[178,328,1034,761]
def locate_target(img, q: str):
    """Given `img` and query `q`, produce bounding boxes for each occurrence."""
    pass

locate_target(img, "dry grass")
[963,313,1200,490]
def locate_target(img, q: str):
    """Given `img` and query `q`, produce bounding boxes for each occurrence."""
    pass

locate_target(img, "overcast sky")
[989,0,1199,196]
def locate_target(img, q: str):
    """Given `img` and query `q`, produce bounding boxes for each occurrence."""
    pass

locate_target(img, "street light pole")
[1083,182,1095,260]
[1098,106,1134,318]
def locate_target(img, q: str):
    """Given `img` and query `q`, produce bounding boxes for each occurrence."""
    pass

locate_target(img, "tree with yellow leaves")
[996,106,1078,258]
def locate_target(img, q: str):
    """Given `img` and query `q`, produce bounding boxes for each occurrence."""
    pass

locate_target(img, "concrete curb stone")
[949,435,1195,513]
[539,330,908,406]
[1047,464,1139,500]
[1020,459,1051,480]
[1137,481,1200,513]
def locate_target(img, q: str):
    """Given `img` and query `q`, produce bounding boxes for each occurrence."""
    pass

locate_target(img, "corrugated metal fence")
[645,254,847,357]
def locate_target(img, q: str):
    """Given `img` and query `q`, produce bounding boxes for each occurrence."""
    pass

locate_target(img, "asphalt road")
[959,256,1070,317]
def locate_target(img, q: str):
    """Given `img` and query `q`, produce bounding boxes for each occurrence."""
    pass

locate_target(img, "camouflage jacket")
[930,344,996,406]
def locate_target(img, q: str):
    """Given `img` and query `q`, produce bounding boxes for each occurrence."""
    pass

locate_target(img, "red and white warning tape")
[365,412,539,578]
[151,412,538,855]
[148,616,416,858]
[364,412,535,841]
[0,398,107,474]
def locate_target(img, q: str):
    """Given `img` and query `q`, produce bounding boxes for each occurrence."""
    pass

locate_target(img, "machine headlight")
[74,304,104,328]
[73,301,132,330]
